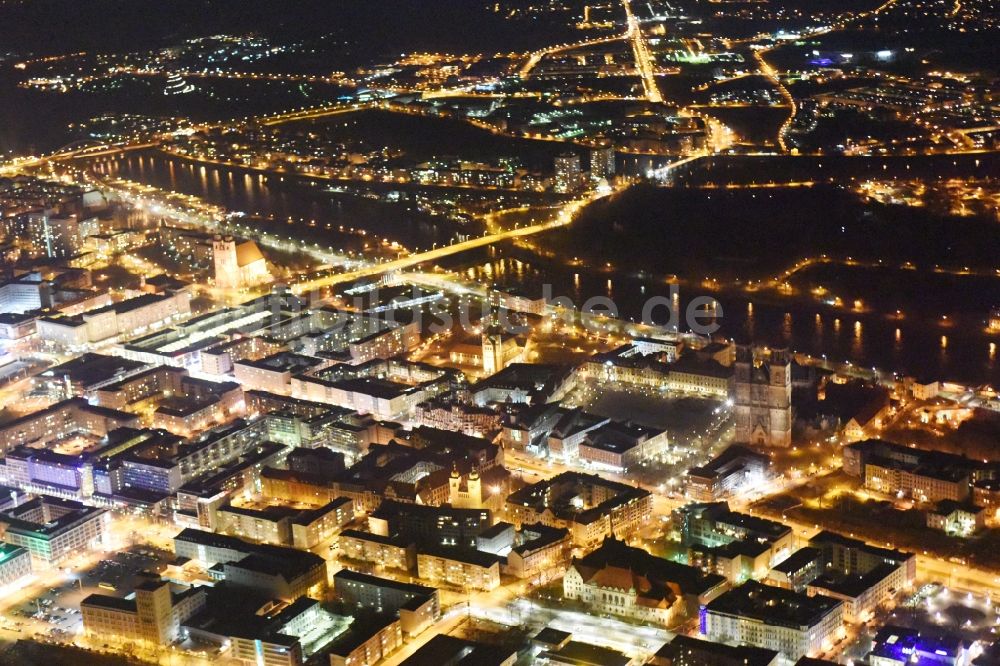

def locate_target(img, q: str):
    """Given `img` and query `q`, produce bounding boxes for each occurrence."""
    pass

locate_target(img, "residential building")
[808,531,917,588]
[82,578,206,646]
[416,548,502,591]
[504,523,571,580]
[334,569,439,635]
[843,439,983,503]
[369,500,492,549]
[506,472,652,548]
[703,581,844,660]
[590,143,615,181]
[926,500,985,536]
[339,529,417,573]
[686,445,771,502]
[676,502,794,567]
[689,539,772,585]
[0,397,139,454]
[765,547,824,592]
[650,635,780,666]
[327,615,403,666]
[807,563,902,623]
[554,152,581,193]
[37,290,191,349]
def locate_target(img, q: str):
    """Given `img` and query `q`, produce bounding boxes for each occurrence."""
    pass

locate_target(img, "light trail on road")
[290,190,612,295]
[622,0,664,103]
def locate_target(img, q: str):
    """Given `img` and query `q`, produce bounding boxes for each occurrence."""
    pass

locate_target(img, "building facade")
[734,345,792,447]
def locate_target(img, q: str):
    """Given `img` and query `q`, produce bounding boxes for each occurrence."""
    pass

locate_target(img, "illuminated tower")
[448,464,461,504]
[212,235,239,289]
[734,344,792,447]
[482,326,505,375]
[554,152,581,193]
[466,469,481,507]
[590,141,615,182]
[135,581,175,644]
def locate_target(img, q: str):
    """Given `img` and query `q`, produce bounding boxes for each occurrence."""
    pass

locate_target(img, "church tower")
[466,469,481,508]
[734,344,792,447]
[482,324,505,375]
[767,348,792,446]
[448,464,461,504]
[212,235,239,290]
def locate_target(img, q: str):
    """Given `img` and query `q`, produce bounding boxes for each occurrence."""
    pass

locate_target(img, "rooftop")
[334,568,436,598]
[541,641,630,666]
[706,581,843,629]
[657,636,779,666]
[771,547,822,575]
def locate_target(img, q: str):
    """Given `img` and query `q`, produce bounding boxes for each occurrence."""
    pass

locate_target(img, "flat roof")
[400,635,515,666]
[339,529,412,548]
[477,521,515,540]
[86,292,174,317]
[81,594,136,613]
[533,627,572,646]
[808,562,900,598]
[327,616,399,657]
[334,568,436,597]
[657,636,778,666]
[542,641,630,666]
[43,353,146,387]
[418,546,503,569]
[771,547,822,575]
[332,376,415,400]
[706,581,843,629]
[810,530,912,563]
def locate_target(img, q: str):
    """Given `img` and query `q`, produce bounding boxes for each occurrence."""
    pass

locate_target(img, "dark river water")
[86,150,1000,386]
[461,250,1000,386]
[85,151,467,251]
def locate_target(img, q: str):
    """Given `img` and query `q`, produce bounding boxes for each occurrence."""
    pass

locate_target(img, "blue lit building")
[870,625,969,666]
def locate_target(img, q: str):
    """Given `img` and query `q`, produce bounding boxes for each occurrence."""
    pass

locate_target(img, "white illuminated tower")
[554,152,581,193]
[212,235,239,289]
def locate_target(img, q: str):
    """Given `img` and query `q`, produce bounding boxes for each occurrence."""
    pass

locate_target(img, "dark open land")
[786,264,1000,318]
[305,110,570,171]
[696,105,791,146]
[542,182,1000,282]
[756,490,1000,570]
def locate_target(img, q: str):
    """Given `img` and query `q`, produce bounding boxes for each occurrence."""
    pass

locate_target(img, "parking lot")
[839,581,1000,663]
[4,545,175,644]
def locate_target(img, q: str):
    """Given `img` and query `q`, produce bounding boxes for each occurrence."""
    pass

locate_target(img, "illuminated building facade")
[734,345,792,447]
[553,152,582,193]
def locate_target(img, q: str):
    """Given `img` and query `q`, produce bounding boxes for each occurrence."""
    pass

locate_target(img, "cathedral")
[212,234,270,290]
[448,465,509,513]
[733,344,792,447]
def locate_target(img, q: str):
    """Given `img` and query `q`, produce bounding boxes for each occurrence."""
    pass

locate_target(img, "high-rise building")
[590,142,615,181]
[733,345,792,447]
[28,213,92,258]
[554,152,581,193]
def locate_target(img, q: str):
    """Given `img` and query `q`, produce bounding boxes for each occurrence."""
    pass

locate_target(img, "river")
[84,149,1000,386]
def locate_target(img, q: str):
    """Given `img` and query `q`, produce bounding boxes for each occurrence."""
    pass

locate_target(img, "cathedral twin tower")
[733,344,792,447]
